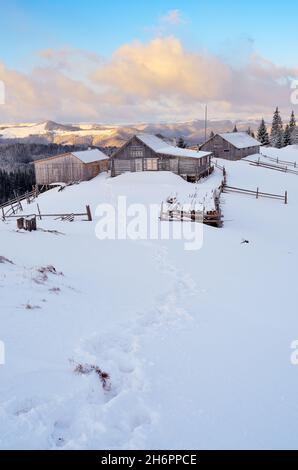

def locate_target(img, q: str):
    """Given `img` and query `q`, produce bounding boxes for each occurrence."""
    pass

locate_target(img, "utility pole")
[204,104,208,143]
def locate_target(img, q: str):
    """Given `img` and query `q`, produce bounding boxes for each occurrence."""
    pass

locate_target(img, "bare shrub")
[71,360,111,391]
[34,265,64,284]
[38,265,63,276]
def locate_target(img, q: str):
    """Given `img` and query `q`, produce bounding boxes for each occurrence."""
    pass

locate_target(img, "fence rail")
[223,185,287,204]
[245,158,298,175]
[7,205,93,223]
[1,188,39,219]
[261,153,297,168]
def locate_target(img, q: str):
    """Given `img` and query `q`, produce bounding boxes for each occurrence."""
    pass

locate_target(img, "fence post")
[256,187,259,199]
[86,205,92,221]
[37,204,42,220]
[285,191,288,205]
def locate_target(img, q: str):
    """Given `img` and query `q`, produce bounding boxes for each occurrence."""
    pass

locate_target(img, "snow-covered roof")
[136,134,211,159]
[219,132,260,149]
[71,149,108,163]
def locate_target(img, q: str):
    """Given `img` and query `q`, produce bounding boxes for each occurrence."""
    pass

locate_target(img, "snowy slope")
[261,145,298,164]
[1,148,298,449]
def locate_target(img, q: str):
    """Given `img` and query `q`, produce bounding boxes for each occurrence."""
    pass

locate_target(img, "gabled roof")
[33,148,109,165]
[136,134,211,159]
[71,149,108,163]
[218,132,260,149]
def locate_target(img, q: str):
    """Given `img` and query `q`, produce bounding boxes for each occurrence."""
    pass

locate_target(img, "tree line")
[257,108,297,148]
[176,109,298,149]
[0,168,36,204]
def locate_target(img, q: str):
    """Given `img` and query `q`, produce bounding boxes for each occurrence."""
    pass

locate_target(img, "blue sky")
[1,0,297,69]
[0,1,297,122]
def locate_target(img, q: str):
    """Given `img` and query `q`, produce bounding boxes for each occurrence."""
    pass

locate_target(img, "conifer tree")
[233,124,238,132]
[289,110,296,131]
[292,127,298,145]
[275,130,284,149]
[289,111,296,143]
[270,107,283,147]
[257,118,270,145]
[283,124,292,147]
[177,137,186,148]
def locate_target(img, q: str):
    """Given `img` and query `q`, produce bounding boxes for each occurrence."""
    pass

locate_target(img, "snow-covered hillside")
[1,146,298,449]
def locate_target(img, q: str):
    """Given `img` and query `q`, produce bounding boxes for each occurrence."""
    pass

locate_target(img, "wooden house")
[111,134,213,181]
[33,149,109,186]
[200,132,260,160]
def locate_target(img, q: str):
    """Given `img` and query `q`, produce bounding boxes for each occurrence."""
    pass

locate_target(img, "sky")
[0,0,297,123]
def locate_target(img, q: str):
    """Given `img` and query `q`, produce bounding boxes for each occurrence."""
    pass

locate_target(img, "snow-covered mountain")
[0,119,260,147]
[0,121,80,140]
[1,145,298,449]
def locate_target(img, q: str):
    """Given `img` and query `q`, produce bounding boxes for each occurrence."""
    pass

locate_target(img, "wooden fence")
[0,188,39,219]
[5,205,92,222]
[245,157,298,175]
[160,184,223,228]
[260,153,298,168]
[223,185,288,204]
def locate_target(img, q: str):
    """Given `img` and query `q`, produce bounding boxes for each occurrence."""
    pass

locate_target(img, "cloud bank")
[0,37,297,123]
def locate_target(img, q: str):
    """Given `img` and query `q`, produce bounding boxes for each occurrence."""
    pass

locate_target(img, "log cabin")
[200,132,260,160]
[111,134,213,182]
[33,149,109,185]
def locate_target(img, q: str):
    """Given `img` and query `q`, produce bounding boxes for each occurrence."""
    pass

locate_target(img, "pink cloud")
[0,37,297,123]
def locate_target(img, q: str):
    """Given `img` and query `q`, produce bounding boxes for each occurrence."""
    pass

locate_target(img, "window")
[224,149,230,152]
[131,150,144,157]
[146,159,158,171]
[130,146,144,158]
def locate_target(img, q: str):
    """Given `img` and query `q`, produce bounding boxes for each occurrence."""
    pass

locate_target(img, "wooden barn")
[200,132,260,160]
[33,149,109,186]
[111,134,213,181]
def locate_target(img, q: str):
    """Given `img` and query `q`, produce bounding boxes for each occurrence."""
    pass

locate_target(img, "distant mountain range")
[0,119,262,147]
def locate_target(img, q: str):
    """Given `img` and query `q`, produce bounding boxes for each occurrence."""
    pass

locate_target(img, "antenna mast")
[204,104,208,143]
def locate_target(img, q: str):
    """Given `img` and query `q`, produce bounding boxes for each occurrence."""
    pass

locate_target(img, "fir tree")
[289,110,296,131]
[292,127,298,145]
[233,124,238,132]
[209,130,215,139]
[257,118,270,145]
[177,137,187,148]
[283,124,292,147]
[289,111,296,144]
[275,130,284,149]
[270,107,283,147]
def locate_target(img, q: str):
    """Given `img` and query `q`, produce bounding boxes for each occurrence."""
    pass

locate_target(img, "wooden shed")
[33,149,109,185]
[111,134,213,182]
[200,132,260,160]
